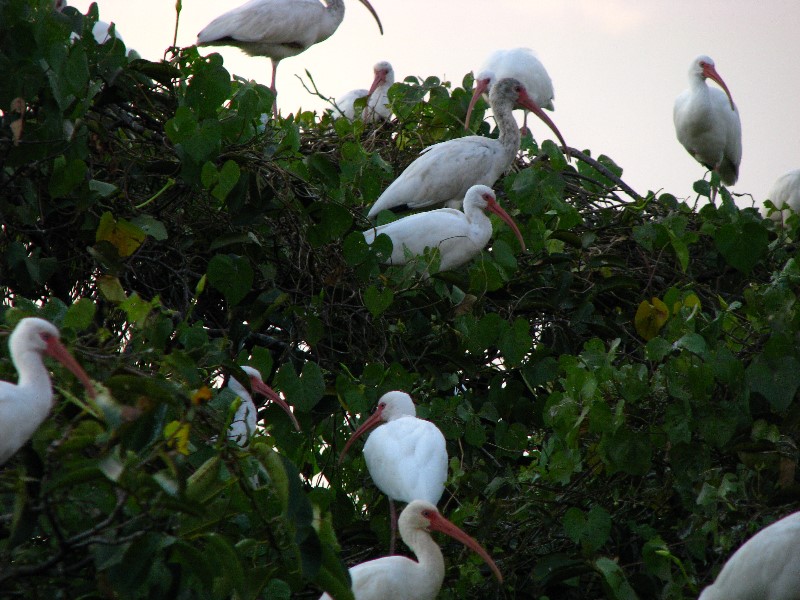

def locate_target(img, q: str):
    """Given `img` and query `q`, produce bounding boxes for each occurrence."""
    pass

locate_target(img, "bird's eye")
[378,402,386,408]
[39,332,53,342]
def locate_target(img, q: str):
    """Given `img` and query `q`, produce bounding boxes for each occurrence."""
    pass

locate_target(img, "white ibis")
[0,318,97,466]
[466,48,554,132]
[226,366,300,444]
[673,55,742,186]
[363,184,526,274]
[318,500,503,600]
[197,0,384,117]
[366,77,567,219]
[698,511,800,600]
[334,60,394,122]
[339,391,448,553]
[762,169,800,227]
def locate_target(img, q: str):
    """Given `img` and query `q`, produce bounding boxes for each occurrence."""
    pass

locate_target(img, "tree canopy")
[1,2,799,599]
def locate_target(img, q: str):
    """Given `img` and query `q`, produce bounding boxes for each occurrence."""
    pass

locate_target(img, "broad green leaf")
[207,254,253,306]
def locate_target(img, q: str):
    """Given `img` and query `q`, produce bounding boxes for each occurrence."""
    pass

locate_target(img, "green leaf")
[714,222,768,274]
[64,298,96,331]
[275,361,325,412]
[49,157,87,198]
[364,285,393,317]
[130,215,168,241]
[207,254,253,306]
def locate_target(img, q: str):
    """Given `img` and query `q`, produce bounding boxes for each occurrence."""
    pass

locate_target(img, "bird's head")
[9,317,96,398]
[401,500,504,583]
[490,78,568,152]
[338,391,415,463]
[229,365,300,431]
[693,55,736,111]
[368,61,394,95]
[464,185,527,252]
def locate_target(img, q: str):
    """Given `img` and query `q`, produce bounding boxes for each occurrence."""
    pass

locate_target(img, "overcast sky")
[70,0,800,208]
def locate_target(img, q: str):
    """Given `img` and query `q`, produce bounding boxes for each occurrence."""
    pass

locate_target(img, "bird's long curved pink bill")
[251,378,301,432]
[44,337,97,399]
[428,511,503,583]
[358,0,384,35]
[464,78,491,130]
[515,87,569,152]
[486,197,526,252]
[338,403,385,464]
[702,63,736,112]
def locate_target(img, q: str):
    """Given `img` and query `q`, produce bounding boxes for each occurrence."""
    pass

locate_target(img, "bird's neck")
[403,528,446,598]
[321,0,346,35]
[495,101,521,165]
[15,352,52,393]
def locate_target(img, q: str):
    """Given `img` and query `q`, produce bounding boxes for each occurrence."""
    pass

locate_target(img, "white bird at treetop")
[762,169,800,227]
[197,0,384,118]
[339,391,448,552]
[226,365,300,444]
[466,48,554,132]
[674,55,742,186]
[334,61,394,122]
[697,511,800,600]
[0,317,97,466]
[318,500,503,600]
[366,77,567,219]
[363,184,526,274]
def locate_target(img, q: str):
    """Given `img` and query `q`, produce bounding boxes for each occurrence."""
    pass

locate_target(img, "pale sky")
[70,0,800,208]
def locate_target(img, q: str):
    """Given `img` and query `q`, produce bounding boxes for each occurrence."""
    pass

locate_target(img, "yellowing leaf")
[164,421,190,455]
[97,275,127,303]
[96,212,146,257]
[672,293,701,315]
[635,297,669,341]
[191,385,212,405]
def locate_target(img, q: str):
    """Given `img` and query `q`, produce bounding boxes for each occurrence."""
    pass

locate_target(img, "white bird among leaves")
[698,511,800,600]
[0,318,97,466]
[318,500,502,600]
[762,169,800,227]
[334,61,394,122]
[674,55,742,186]
[466,48,554,132]
[367,78,567,219]
[226,366,300,444]
[197,0,384,118]
[363,184,526,274]
[339,391,448,552]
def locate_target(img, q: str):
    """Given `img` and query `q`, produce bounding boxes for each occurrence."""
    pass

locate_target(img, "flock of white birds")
[4,1,800,600]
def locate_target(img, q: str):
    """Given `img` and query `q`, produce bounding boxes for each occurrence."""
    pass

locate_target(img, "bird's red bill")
[702,63,736,111]
[487,198,526,252]
[428,511,503,583]
[43,337,97,399]
[464,78,491,130]
[251,378,301,431]
[516,87,569,152]
[358,0,384,35]
[338,403,386,463]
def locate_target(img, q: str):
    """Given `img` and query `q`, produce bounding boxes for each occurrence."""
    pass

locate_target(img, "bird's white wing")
[319,556,420,600]
[364,208,470,264]
[368,136,503,217]
[198,0,325,46]
[495,49,554,110]
[334,88,369,120]
[363,417,447,504]
[709,88,741,183]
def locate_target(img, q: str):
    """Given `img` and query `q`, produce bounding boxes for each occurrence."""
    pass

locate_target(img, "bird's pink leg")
[521,110,530,136]
[389,498,398,554]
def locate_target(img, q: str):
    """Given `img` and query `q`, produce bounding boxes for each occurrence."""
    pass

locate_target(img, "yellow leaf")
[96,212,146,257]
[191,385,212,405]
[635,297,669,340]
[672,293,701,315]
[97,275,127,303]
[164,420,190,455]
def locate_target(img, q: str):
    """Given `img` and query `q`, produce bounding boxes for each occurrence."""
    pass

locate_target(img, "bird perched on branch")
[197,0,384,118]
[367,77,567,219]
[0,318,97,465]
[674,55,741,186]
[334,60,394,122]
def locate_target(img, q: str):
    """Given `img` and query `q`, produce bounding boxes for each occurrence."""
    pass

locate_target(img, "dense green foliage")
[2,2,799,598]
